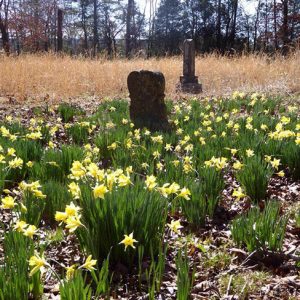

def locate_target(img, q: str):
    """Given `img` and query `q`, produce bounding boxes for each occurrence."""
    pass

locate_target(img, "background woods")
[0,0,299,56]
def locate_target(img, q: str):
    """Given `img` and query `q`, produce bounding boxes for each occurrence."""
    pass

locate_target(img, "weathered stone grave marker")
[127,70,170,131]
[179,39,202,93]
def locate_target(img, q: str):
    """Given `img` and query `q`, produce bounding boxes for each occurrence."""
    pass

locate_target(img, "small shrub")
[231,201,288,252]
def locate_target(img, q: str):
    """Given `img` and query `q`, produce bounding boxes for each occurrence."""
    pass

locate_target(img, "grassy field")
[0,94,299,299]
[0,52,299,101]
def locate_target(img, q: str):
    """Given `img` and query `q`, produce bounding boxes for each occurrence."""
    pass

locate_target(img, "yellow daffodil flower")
[1,195,16,209]
[9,157,23,169]
[23,225,37,239]
[107,142,118,150]
[168,220,183,233]
[246,149,254,157]
[233,160,244,170]
[145,175,157,191]
[178,187,191,200]
[55,211,68,222]
[65,264,77,281]
[270,158,280,170]
[14,220,28,232]
[93,184,108,199]
[29,253,47,276]
[118,174,132,187]
[276,170,285,177]
[79,255,97,271]
[70,161,86,179]
[26,161,34,168]
[65,202,81,217]
[68,182,81,199]
[232,187,246,201]
[65,215,83,233]
[119,233,138,251]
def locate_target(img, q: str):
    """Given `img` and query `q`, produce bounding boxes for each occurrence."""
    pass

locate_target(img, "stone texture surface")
[128,70,170,131]
[179,39,202,94]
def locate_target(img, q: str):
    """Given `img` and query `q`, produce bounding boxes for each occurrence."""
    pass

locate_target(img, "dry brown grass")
[0,52,299,102]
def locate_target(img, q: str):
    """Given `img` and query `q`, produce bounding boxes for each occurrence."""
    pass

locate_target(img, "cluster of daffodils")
[24,118,45,141]
[0,93,299,291]
[0,195,16,209]
[0,146,24,169]
[204,156,228,171]
[55,202,83,232]
[264,155,284,176]
[232,187,247,201]
[268,117,299,145]
[8,156,24,169]
[145,175,191,200]
[14,220,38,239]
[29,252,97,280]
[167,219,183,234]
[19,180,46,199]
[65,255,97,280]
[0,125,17,141]
[66,120,97,137]
[232,91,246,100]
[69,158,132,192]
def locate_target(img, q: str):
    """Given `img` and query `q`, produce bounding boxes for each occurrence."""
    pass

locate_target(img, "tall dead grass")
[0,52,299,102]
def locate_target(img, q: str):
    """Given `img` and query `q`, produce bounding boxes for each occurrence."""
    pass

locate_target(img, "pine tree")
[154,0,184,55]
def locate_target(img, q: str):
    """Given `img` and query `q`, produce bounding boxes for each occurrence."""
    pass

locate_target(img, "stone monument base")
[178,76,202,94]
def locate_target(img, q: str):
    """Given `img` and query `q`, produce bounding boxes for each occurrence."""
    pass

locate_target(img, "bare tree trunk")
[80,0,88,52]
[253,0,261,52]
[57,8,63,52]
[0,0,10,55]
[264,0,268,51]
[223,0,231,52]
[282,0,289,55]
[273,0,278,50]
[93,0,99,57]
[0,20,9,55]
[289,0,296,40]
[34,0,40,52]
[125,0,134,57]
[216,0,222,50]
[229,0,238,48]
[245,15,250,52]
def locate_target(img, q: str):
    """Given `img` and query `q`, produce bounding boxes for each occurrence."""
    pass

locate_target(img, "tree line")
[0,0,299,57]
